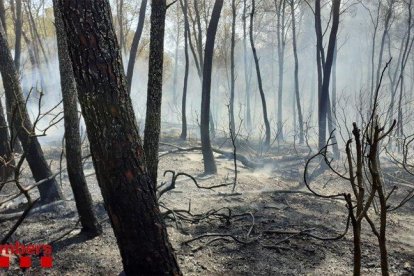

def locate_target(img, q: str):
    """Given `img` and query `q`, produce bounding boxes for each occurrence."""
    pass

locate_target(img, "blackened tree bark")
[290,0,304,144]
[126,0,147,94]
[229,0,236,137]
[200,0,223,175]
[250,0,271,148]
[13,0,22,70]
[143,0,167,186]
[58,0,182,274]
[180,0,190,140]
[275,0,287,142]
[243,0,252,130]
[8,0,23,154]
[0,20,63,203]
[315,0,340,151]
[52,0,102,237]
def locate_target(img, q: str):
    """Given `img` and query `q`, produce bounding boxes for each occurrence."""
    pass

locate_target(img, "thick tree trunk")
[0,20,63,204]
[144,0,167,186]
[52,0,102,237]
[126,0,147,94]
[58,0,181,274]
[180,0,190,140]
[200,0,223,175]
[250,0,271,148]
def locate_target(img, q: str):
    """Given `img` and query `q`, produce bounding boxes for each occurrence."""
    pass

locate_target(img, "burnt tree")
[126,0,147,94]
[143,0,167,186]
[52,0,102,237]
[290,0,304,144]
[315,0,341,151]
[180,0,190,140]
[200,0,224,175]
[0,97,13,182]
[250,0,271,148]
[229,0,236,137]
[58,0,182,274]
[0,20,63,204]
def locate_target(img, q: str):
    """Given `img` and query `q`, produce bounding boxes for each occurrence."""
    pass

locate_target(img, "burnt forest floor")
[0,133,413,276]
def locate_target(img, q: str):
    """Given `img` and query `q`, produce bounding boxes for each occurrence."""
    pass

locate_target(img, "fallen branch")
[157,170,232,199]
[159,142,263,169]
[1,198,40,243]
[0,172,60,208]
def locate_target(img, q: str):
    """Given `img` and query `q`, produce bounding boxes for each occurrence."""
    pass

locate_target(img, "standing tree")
[243,0,252,129]
[180,0,190,140]
[290,0,304,144]
[126,0,147,94]
[0,20,63,204]
[143,0,167,186]
[12,0,22,70]
[315,0,341,151]
[58,0,182,274]
[52,0,102,237]
[229,0,237,137]
[0,95,13,182]
[200,0,224,175]
[275,0,288,142]
[250,0,271,148]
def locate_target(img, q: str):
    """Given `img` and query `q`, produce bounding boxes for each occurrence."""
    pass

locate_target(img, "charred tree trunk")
[8,0,24,154]
[243,0,252,130]
[200,0,223,175]
[275,0,286,143]
[0,0,12,181]
[52,0,102,237]
[143,0,167,186]
[58,0,182,274]
[316,0,340,151]
[229,0,236,138]
[13,0,22,70]
[250,0,271,148]
[0,99,14,182]
[180,0,190,140]
[0,20,63,203]
[290,0,304,144]
[126,0,147,94]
